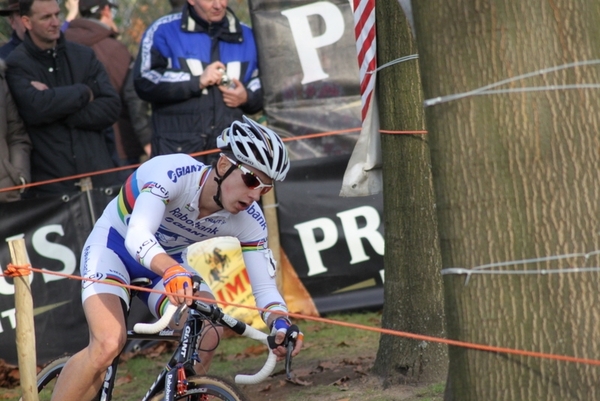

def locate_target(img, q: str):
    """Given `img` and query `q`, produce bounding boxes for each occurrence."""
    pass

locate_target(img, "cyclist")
[50,116,303,401]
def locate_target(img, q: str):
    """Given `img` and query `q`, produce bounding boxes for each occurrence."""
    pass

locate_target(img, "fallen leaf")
[336,341,350,348]
[241,344,267,357]
[330,376,350,386]
[259,384,272,393]
[115,373,133,386]
[317,361,337,371]
[287,377,312,386]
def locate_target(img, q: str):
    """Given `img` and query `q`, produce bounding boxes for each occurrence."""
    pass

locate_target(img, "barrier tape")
[2,264,600,367]
[3,263,31,277]
[0,127,427,194]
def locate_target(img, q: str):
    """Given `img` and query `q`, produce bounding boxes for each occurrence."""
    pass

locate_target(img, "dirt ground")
[238,354,442,401]
[0,352,442,401]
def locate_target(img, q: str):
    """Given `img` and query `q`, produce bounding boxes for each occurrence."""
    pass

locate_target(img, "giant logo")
[167,164,201,183]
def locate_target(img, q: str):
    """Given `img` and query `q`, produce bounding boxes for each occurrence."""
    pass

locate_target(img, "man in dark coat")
[6,0,121,197]
[65,0,152,168]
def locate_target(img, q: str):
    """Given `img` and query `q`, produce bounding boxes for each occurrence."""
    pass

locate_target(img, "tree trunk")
[412,1,600,399]
[372,0,447,385]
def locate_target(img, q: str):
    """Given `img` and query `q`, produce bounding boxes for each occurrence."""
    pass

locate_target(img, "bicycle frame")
[98,312,203,401]
[91,298,280,401]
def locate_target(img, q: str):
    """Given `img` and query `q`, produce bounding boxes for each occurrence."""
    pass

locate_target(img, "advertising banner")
[249,0,362,159]
[0,193,98,365]
[276,154,384,313]
[187,237,264,328]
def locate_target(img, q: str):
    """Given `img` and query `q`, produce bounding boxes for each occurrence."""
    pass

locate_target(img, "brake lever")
[283,324,300,380]
[173,304,188,326]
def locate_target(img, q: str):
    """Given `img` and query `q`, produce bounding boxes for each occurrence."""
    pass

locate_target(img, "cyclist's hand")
[162,265,193,306]
[271,318,303,361]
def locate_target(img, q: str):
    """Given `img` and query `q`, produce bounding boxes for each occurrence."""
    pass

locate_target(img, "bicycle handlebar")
[133,303,178,334]
[132,301,277,385]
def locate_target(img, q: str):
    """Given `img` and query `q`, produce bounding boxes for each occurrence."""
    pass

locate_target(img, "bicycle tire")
[149,375,249,401]
[18,355,72,401]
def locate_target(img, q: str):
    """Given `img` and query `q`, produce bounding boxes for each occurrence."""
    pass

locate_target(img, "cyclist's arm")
[242,248,288,327]
[123,192,176,275]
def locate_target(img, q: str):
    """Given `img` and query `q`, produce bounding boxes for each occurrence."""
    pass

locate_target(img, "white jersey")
[82,153,286,321]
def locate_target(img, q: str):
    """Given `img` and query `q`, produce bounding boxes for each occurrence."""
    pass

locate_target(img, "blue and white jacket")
[133,6,263,157]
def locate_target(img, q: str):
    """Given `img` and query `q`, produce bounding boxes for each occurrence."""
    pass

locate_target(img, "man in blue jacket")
[133,0,264,163]
[6,0,121,196]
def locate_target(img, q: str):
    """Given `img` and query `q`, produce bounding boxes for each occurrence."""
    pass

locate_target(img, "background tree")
[412,1,600,400]
[371,0,447,385]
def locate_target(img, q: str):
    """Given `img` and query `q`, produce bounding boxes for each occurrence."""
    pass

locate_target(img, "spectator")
[0,59,30,202]
[65,0,152,169]
[0,0,26,58]
[6,0,121,197]
[133,0,263,163]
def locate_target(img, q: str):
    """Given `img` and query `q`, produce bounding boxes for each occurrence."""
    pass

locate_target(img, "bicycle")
[28,280,299,401]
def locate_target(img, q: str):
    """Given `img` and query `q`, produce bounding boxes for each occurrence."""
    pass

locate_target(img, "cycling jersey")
[81,153,287,322]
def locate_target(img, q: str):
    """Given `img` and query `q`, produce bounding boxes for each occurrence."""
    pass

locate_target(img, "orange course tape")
[3,263,31,277]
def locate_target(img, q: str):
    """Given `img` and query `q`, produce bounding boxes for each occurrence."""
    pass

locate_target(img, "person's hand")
[218,78,247,108]
[65,0,79,22]
[162,265,193,306]
[270,318,303,361]
[31,81,48,90]
[199,61,226,89]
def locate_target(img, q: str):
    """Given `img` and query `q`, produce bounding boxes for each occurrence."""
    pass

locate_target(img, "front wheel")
[150,375,249,401]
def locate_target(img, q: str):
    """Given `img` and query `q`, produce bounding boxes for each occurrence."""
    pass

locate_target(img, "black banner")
[0,193,97,365]
[277,154,384,313]
[249,0,362,159]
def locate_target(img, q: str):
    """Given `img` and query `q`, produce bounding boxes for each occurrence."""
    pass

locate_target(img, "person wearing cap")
[133,0,264,164]
[65,0,152,169]
[48,116,302,400]
[0,0,26,58]
[5,0,121,196]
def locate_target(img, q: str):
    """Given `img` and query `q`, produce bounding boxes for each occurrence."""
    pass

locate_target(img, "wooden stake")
[6,236,38,401]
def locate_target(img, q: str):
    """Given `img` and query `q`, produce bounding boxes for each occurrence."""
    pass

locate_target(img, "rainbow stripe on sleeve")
[117,172,140,223]
[240,240,267,252]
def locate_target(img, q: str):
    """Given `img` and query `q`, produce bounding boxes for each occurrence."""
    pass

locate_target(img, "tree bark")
[412,1,600,399]
[372,0,447,385]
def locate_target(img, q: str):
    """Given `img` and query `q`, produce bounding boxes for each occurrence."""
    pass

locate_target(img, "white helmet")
[217,116,290,181]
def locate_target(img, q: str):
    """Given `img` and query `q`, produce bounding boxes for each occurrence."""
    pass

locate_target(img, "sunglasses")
[223,155,273,195]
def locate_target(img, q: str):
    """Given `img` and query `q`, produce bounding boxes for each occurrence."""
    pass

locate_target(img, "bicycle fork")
[165,323,197,399]
[98,357,120,401]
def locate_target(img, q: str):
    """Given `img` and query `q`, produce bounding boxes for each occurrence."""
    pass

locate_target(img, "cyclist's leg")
[50,293,127,401]
[51,230,131,401]
[143,275,223,374]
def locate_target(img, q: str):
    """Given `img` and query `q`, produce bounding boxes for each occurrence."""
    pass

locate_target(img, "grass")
[0,311,445,400]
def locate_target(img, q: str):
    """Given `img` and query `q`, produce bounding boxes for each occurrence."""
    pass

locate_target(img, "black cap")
[0,0,19,16]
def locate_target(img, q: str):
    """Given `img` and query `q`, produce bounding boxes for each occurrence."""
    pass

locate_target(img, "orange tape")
[4,263,32,277]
